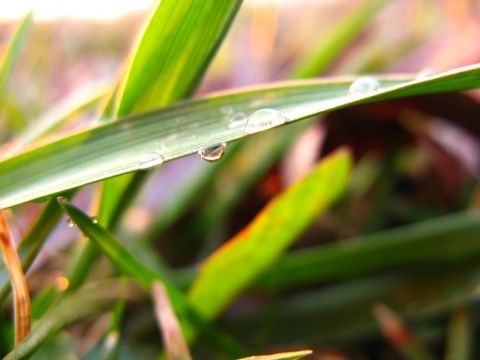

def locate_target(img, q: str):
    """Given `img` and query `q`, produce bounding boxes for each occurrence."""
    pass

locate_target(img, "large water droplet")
[198,143,227,162]
[228,112,247,128]
[245,109,288,134]
[349,77,380,95]
[137,152,165,170]
[91,216,98,224]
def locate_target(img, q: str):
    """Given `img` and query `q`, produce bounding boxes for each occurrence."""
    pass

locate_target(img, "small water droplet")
[416,68,436,80]
[228,112,247,128]
[198,143,228,162]
[91,216,98,224]
[67,218,76,228]
[349,77,380,95]
[245,109,289,135]
[137,152,165,170]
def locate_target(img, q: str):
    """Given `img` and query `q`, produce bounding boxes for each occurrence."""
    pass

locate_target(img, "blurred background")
[1,0,480,359]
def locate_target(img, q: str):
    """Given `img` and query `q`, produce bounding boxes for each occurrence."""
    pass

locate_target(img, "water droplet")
[416,68,436,80]
[67,218,76,228]
[349,77,380,95]
[91,216,98,224]
[198,143,228,162]
[245,109,289,135]
[137,152,165,170]
[228,112,247,128]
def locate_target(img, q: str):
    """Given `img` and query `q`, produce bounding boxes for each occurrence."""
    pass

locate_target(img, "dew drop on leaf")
[198,143,228,162]
[349,77,380,95]
[228,112,247,128]
[91,216,98,224]
[245,109,289,134]
[67,218,76,228]
[137,152,165,170]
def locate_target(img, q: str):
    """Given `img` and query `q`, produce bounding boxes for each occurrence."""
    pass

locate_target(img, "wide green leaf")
[1,64,479,208]
[187,149,351,321]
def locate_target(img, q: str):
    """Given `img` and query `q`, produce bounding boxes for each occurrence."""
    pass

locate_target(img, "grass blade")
[58,197,246,357]
[0,12,32,99]
[289,0,388,78]
[252,211,480,290]
[146,0,389,242]
[4,279,138,359]
[0,211,30,345]
[188,149,351,321]
[152,281,192,360]
[115,0,243,115]
[445,306,472,360]
[0,190,76,303]
[373,304,436,360]
[1,65,479,209]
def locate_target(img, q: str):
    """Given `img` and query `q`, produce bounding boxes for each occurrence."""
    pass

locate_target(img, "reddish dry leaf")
[0,210,31,345]
[152,281,192,360]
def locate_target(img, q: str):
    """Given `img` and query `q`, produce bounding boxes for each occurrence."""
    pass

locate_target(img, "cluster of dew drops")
[66,71,436,229]
[197,76,385,163]
[143,70,435,166]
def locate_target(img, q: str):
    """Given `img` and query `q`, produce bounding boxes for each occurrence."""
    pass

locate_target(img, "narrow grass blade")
[237,350,312,360]
[188,149,351,320]
[58,198,246,357]
[115,0,243,115]
[289,0,388,78]
[373,304,436,360]
[0,190,76,303]
[223,263,480,346]
[0,211,30,345]
[98,301,125,360]
[4,279,138,359]
[8,81,108,153]
[1,64,479,209]
[0,12,32,98]
[152,281,192,360]
[445,306,472,360]
[252,211,480,290]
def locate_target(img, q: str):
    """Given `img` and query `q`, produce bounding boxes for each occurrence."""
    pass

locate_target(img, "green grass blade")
[223,262,480,345]
[99,0,243,228]
[1,65,480,208]
[4,279,137,359]
[445,306,472,360]
[289,0,388,78]
[10,81,108,152]
[252,211,480,290]
[187,149,352,321]
[58,198,246,357]
[0,190,76,303]
[115,0,243,115]
[0,12,32,99]
[146,0,388,241]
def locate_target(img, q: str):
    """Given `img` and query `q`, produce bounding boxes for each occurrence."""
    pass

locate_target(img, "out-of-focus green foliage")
[1,1,480,359]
